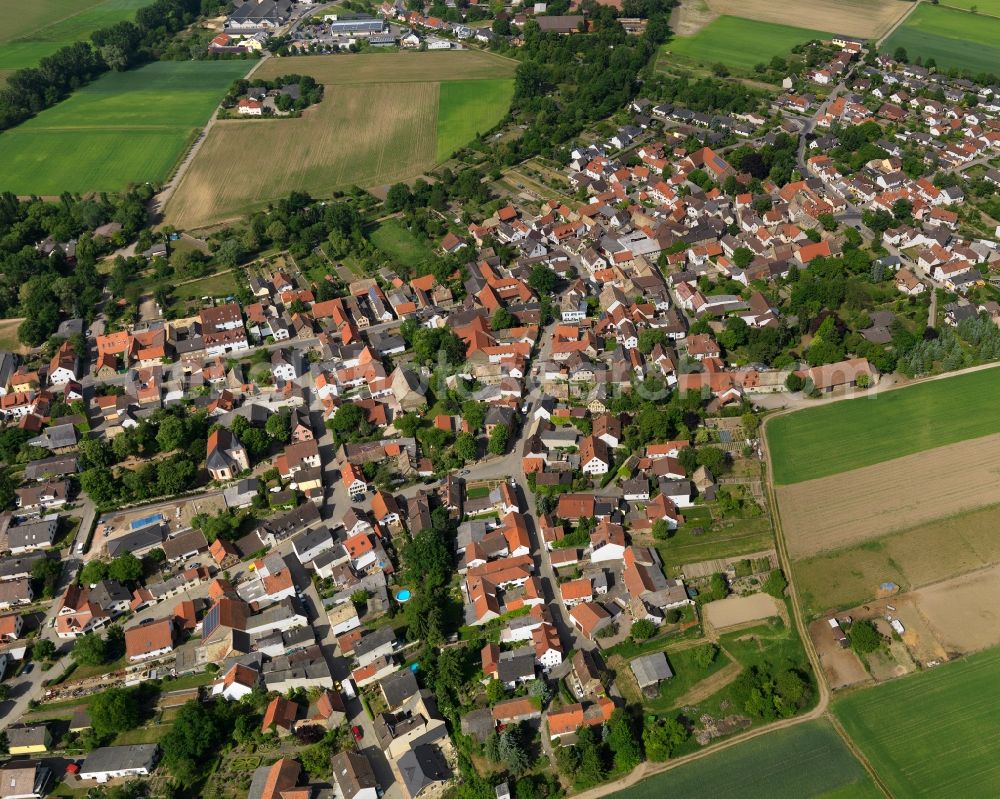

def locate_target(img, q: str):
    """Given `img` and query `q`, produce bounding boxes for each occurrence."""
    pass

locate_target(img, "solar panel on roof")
[204,602,221,639]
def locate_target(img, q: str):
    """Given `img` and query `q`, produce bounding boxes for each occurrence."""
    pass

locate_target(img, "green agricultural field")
[881,4,1000,75]
[835,648,1000,797]
[436,78,514,161]
[611,720,882,799]
[766,368,1000,485]
[940,0,1000,11]
[660,16,832,73]
[0,0,152,78]
[1,60,252,194]
[370,219,437,269]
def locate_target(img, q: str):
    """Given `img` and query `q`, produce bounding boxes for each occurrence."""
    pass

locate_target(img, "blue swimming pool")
[130,513,164,530]
[395,590,412,602]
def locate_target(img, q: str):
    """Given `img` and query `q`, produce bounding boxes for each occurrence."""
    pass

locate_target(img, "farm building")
[630,652,673,691]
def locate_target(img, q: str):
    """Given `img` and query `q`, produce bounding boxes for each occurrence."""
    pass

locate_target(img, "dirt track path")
[673,658,742,707]
[154,54,270,220]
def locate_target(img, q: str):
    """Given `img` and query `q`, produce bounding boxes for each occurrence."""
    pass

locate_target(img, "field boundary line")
[7,0,108,44]
[765,359,1000,482]
[877,0,922,46]
[936,1,1000,18]
[827,712,894,798]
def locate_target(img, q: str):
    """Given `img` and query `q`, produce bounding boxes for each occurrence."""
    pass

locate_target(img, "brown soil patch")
[705,0,912,38]
[778,433,1000,559]
[809,619,871,690]
[703,593,784,631]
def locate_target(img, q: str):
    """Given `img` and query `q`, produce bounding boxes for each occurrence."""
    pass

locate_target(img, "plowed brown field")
[778,433,1000,560]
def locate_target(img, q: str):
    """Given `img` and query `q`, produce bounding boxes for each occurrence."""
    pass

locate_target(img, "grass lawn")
[660,16,832,72]
[640,644,732,713]
[659,613,815,732]
[766,368,1000,485]
[880,4,1000,74]
[0,318,25,352]
[657,506,773,574]
[114,722,171,745]
[369,219,437,269]
[66,655,126,682]
[164,270,239,314]
[0,0,152,79]
[610,719,882,799]
[436,78,514,161]
[466,486,490,500]
[834,647,1000,797]
[2,60,252,194]
[160,670,217,692]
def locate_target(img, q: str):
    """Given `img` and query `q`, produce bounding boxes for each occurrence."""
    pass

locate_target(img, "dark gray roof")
[80,744,158,776]
[379,668,419,709]
[497,647,535,683]
[106,524,166,558]
[162,530,209,561]
[24,455,78,481]
[292,525,334,555]
[8,516,57,550]
[88,580,131,609]
[331,751,377,799]
[354,626,396,659]
[460,707,495,742]
[398,744,450,798]
[631,652,673,688]
[0,552,47,579]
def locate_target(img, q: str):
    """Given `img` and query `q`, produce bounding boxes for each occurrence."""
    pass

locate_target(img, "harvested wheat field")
[706,0,912,39]
[167,82,438,229]
[794,502,1000,616]
[778,433,1000,560]
[671,0,718,37]
[912,566,1000,656]
[253,50,517,85]
[703,593,784,631]
[167,50,517,229]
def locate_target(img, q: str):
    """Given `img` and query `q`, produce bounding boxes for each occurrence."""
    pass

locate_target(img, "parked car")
[352,725,364,741]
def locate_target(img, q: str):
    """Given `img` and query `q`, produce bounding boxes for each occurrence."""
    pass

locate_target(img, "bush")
[785,373,805,392]
[693,643,718,669]
[665,608,683,624]
[762,569,788,598]
[849,619,883,655]
[630,619,657,641]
